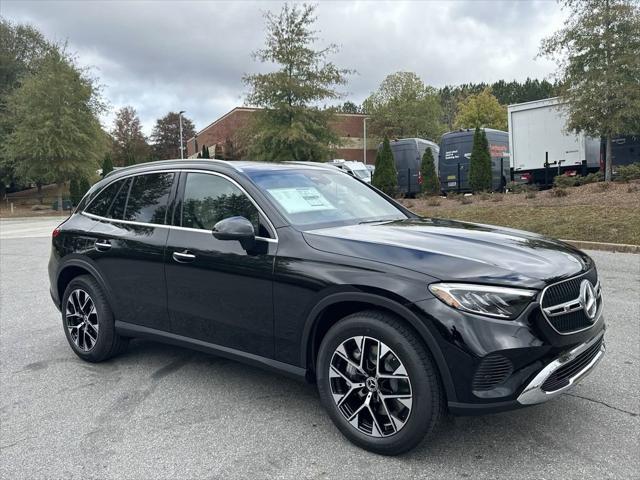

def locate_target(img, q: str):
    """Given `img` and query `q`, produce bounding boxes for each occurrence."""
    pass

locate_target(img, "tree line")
[1,0,638,208]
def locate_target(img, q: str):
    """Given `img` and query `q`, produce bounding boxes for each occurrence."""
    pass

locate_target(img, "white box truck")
[508,97,601,185]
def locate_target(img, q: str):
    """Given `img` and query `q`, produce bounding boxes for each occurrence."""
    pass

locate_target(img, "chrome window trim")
[539,273,603,336]
[83,169,178,220]
[81,168,278,242]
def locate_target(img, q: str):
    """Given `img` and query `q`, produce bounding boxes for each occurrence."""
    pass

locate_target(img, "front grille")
[472,354,513,391]
[541,269,598,308]
[541,335,604,392]
[541,268,600,334]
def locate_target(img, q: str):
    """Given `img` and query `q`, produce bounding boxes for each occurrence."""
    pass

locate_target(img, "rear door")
[164,171,277,358]
[84,171,176,331]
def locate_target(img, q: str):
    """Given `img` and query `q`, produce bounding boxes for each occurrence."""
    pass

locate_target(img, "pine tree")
[201,145,210,159]
[69,178,81,206]
[372,136,398,196]
[243,4,351,161]
[469,127,492,192]
[101,153,113,177]
[79,177,90,198]
[420,148,440,195]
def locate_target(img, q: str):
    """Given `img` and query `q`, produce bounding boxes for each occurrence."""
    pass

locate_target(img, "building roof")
[187,106,369,143]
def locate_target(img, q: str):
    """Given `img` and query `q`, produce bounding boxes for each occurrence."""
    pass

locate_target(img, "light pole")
[363,117,370,165]
[179,110,185,159]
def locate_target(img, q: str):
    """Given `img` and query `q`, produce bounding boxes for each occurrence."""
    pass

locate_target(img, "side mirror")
[212,216,256,250]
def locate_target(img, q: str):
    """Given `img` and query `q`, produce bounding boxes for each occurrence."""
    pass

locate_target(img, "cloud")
[2,0,566,135]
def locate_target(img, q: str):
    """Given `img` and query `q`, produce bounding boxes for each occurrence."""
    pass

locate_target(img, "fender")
[55,256,118,314]
[300,291,457,402]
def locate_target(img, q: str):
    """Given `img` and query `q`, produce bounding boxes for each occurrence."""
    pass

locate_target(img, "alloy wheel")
[329,336,412,437]
[65,288,99,352]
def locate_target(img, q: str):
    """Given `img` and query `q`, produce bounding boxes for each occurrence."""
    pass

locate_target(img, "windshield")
[247,168,407,229]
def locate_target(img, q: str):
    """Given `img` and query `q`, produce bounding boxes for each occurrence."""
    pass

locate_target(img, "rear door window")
[124,173,175,225]
[84,179,128,218]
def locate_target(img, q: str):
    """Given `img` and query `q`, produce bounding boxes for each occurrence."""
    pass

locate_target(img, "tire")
[316,310,444,455]
[61,275,128,362]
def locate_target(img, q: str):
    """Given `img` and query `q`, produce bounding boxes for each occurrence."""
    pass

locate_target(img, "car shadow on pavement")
[115,338,621,468]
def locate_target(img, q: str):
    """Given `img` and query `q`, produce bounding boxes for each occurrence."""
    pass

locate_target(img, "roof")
[441,128,508,139]
[507,96,561,111]
[103,159,338,179]
[187,106,369,143]
[389,138,439,148]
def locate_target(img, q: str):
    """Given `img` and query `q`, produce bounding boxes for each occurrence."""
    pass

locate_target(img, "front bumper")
[413,295,606,415]
[517,331,605,405]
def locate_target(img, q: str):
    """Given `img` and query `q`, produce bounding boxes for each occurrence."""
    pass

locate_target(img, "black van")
[380,138,439,196]
[439,129,510,193]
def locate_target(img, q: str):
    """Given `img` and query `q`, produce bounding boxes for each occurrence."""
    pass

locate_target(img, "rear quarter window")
[84,179,128,218]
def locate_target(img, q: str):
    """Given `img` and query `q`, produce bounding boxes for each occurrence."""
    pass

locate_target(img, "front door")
[165,171,277,358]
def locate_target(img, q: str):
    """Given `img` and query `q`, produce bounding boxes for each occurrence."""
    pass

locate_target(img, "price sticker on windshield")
[267,187,336,214]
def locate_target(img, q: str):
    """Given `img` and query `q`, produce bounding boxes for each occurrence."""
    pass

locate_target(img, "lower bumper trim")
[517,332,605,405]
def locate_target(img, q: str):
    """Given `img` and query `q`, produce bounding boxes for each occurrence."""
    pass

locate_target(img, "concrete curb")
[562,239,640,254]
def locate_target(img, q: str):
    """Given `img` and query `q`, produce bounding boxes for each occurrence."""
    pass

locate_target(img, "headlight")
[428,283,537,320]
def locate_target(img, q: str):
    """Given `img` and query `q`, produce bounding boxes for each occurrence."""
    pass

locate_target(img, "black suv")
[49,160,605,454]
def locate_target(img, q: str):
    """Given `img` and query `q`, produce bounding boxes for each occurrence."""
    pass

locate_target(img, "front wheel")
[316,310,444,455]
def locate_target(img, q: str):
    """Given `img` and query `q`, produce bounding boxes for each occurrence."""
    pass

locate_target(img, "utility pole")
[363,117,369,164]
[179,110,185,159]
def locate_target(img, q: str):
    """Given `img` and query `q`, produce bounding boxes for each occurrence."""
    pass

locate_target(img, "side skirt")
[115,321,308,381]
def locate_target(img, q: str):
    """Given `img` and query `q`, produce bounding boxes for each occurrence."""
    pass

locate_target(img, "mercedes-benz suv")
[48,160,605,455]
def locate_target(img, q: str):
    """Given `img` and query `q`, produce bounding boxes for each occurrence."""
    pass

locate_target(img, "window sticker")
[267,187,336,214]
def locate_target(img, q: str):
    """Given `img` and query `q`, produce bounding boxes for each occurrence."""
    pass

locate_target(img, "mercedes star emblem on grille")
[579,279,598,321]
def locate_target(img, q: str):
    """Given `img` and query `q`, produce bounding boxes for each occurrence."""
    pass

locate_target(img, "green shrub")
[420,148,440,195]
[469,128,492,192]
[576,172,603,185]
[615,162,640,182]
[69,179,81,206]
[446,191,460,201]
[101,153,114,177]
[506,181,522,193]
[373,136,398,196]
[553,175,578,188]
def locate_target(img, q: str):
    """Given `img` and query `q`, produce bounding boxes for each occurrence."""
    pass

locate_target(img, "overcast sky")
[2,0,567,135]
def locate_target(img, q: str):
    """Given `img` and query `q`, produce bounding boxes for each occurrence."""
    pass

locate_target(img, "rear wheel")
[62,275,128,362]
[316,310,443,455]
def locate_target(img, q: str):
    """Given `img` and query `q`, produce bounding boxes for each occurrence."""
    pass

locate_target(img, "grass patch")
[415,204,640,245]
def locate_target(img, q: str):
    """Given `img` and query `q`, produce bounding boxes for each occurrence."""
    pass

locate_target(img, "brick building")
[185,107,377,164]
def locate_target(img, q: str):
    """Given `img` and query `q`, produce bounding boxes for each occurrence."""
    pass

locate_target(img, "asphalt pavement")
[1,217,638,479]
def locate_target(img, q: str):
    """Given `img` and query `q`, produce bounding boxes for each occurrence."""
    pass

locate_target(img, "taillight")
[52,228,61,238]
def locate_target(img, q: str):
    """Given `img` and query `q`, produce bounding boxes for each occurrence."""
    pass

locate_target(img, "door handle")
[94,240,112,251]
[172,250,196,263]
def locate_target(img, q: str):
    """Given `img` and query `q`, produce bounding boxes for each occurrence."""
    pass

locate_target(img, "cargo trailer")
[508,97,600,185]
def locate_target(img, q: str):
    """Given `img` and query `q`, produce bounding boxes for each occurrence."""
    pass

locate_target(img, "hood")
[302,218,592,289]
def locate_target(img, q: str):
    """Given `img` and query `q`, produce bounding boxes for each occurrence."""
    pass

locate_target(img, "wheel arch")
[301,292,457,402]
[56,259,116,311]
